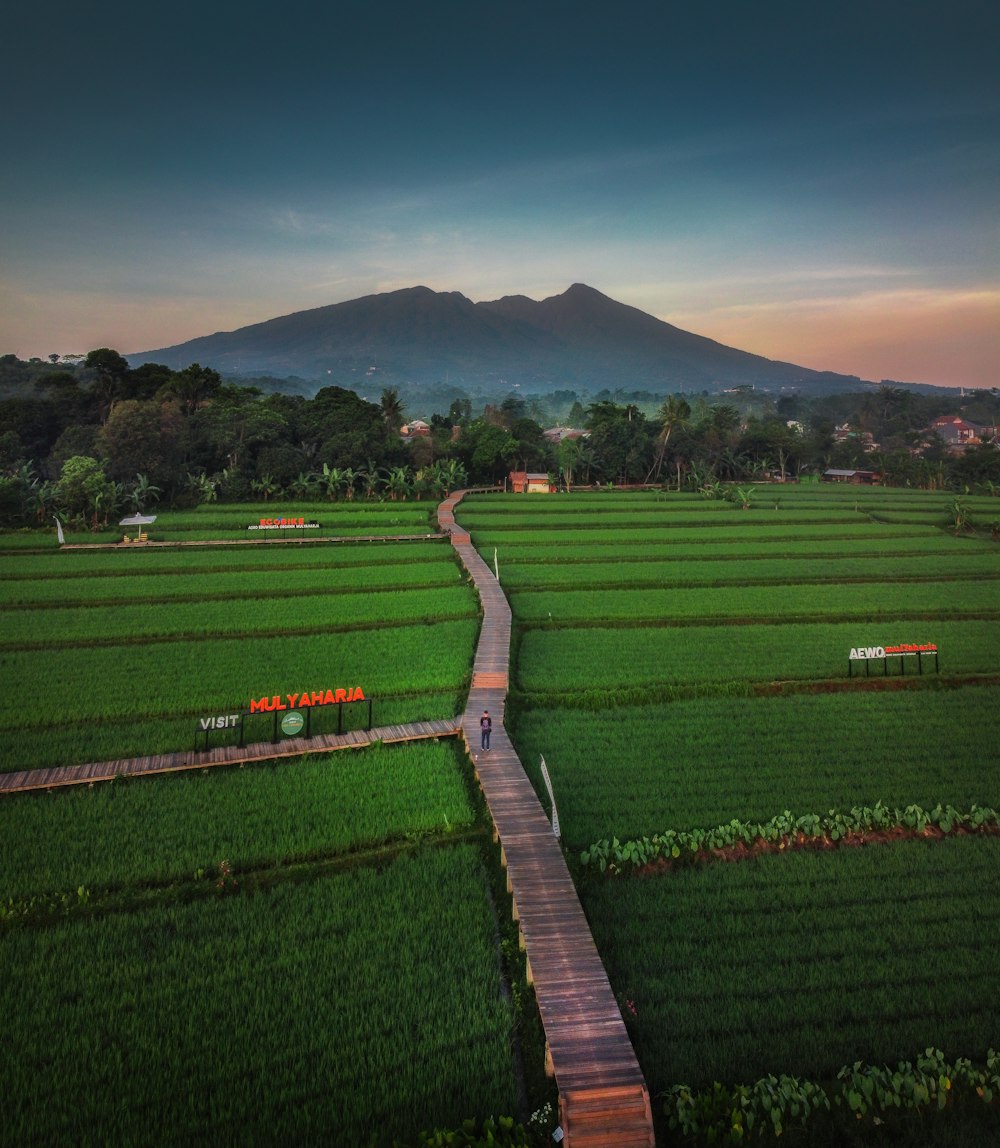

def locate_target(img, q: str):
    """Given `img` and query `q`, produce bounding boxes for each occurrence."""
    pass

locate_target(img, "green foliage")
[396,1115,532,1147]
[665,1048,1000,1145]
[579,802,1000,873]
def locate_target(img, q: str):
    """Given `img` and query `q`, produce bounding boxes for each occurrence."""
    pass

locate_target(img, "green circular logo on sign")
[281,711,305,736]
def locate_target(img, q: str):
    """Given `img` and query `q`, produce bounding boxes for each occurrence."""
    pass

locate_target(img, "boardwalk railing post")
[539,755,560,840]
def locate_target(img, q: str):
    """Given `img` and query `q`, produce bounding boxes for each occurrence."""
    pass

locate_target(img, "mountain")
[129,283,873,395]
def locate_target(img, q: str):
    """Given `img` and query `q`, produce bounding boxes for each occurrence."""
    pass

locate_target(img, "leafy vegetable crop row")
[579,801,1000,873]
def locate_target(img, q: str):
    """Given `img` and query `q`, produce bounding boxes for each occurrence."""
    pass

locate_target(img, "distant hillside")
[130,283,876,396]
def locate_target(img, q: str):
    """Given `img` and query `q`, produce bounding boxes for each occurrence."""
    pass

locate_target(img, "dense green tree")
[83,349,130,419]
[454,420,519,483]
[94,399,186,489]
[52,455,117,526]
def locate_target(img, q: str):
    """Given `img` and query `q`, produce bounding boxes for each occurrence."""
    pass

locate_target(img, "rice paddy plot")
[0,584,479,647]
[459,508,869,530]
[513,688,1000,847]
[583,838,1000,1090]
[0,741,474,899]
[509,580,1000,625]
[465,522,943,548]
[516,619,998,691]
[0,846,519,1147]
[489,532,969,565]
[0,619,478,771]
[500,552,1000,591]
[1,558,469,606]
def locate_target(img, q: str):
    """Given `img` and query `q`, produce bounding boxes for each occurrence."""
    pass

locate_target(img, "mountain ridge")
[129,283,874,395]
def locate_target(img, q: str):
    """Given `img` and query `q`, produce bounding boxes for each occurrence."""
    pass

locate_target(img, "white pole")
[539,755,560,840]
[494,547,500,582]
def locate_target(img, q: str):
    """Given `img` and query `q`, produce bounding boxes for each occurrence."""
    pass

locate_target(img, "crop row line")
[504,572,1000,593]
[508,675,1000,714]
[1,611,480,653]
[0,826,488,925]
[515,611,1000,635]
[2,578,466,612]
[504,547,983,566]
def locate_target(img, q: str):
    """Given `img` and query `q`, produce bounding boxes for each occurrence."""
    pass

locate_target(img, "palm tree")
[645,396,691,484]
[380,388,405,435]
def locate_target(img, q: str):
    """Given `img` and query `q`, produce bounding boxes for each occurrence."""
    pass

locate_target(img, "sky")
[1,0,998,388]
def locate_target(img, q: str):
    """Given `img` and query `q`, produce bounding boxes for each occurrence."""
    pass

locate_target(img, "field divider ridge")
[439,490,655,1148]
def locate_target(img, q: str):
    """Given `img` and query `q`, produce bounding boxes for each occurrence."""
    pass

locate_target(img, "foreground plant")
[665,1048,1000,1145]
[580,803,1000,874]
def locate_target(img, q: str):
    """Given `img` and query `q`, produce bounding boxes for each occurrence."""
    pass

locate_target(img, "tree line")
[1,350,998,529]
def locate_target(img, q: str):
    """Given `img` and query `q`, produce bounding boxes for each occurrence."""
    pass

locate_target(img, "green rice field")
[457,486,1000,1140]
[0,844,520,1147]
[0,532,478,772]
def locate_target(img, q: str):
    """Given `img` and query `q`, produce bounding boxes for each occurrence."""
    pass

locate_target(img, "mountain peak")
[130,283,869,395]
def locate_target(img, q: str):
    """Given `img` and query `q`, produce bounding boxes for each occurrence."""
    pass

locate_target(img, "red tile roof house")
[509,471,555,493]
[927,416,987,451]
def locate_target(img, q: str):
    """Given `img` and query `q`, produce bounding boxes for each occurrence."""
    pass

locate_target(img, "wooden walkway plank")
[0,718,462,794]
[439,490,654,1146]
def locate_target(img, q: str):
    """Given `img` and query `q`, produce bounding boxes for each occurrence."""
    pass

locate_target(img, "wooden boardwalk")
[439,492,654,1147]
[0,718,461,794]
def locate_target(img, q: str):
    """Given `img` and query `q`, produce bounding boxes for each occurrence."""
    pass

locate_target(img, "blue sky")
[2,0,997,387]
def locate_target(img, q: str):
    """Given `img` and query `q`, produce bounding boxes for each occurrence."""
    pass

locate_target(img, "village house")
[509,471,555,493]
[542,426,588,444]
[833,423,877,452]
[926,416,989,452]
[821,468,881,485]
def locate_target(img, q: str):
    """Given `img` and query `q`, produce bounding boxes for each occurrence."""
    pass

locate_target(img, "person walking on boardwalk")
[480,710,492,751]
